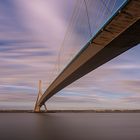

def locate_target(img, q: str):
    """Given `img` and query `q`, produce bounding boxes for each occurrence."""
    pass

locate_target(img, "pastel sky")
[0,0,140,110]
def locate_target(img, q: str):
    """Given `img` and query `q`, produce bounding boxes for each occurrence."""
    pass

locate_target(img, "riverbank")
[0,110,140,113]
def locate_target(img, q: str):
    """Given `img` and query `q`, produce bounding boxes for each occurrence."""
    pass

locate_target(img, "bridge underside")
[35,0,140,111]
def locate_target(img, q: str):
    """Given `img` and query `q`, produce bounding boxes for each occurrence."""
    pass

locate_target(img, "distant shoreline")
[0,110,140,113]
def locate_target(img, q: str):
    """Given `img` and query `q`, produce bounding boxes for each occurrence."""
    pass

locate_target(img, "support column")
[44,103,47,112]
[34,80,43,112]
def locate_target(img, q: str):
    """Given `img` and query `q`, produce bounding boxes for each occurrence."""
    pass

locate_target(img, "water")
[0,113,140,140]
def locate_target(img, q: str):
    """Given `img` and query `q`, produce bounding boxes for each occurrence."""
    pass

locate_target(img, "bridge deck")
[37,0,140,108]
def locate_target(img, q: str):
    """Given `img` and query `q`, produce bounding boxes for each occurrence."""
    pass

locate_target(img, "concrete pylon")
[34,80,47,112]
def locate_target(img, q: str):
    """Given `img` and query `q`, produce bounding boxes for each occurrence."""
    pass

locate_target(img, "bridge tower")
[34,80,47,112]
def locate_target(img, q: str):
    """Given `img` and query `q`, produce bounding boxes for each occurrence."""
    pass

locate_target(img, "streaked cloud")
[0,0,139,110]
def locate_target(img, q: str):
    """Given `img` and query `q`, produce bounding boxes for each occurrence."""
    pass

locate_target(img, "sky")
[0,0,140,110]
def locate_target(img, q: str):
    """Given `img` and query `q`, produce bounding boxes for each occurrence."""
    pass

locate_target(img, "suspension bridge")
[34,0,140,112]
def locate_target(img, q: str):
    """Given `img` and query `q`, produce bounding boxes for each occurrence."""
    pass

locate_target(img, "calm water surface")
[0,113,140,140]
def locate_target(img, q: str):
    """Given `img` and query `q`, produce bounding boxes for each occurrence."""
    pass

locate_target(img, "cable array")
[48,0,121,86]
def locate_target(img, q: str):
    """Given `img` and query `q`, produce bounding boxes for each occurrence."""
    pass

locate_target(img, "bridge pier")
[34,80,47,112]
[44,103,48,112]
[34,105,41,112]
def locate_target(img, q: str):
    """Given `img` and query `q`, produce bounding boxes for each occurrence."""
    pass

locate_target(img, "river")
[0,113,140,140]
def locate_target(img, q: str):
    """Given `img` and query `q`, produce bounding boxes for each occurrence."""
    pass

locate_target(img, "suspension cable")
[84,0,92,38]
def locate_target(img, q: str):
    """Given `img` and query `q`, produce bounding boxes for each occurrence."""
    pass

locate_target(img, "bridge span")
[34,0,140,112]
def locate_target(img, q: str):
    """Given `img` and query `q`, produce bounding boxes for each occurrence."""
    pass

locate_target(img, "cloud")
[0,0,140,110]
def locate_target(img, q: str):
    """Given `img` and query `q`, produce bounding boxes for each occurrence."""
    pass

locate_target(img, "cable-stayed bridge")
[34,0,140,112]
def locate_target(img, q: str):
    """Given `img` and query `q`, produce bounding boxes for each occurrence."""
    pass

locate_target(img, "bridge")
[34,0,140,112]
